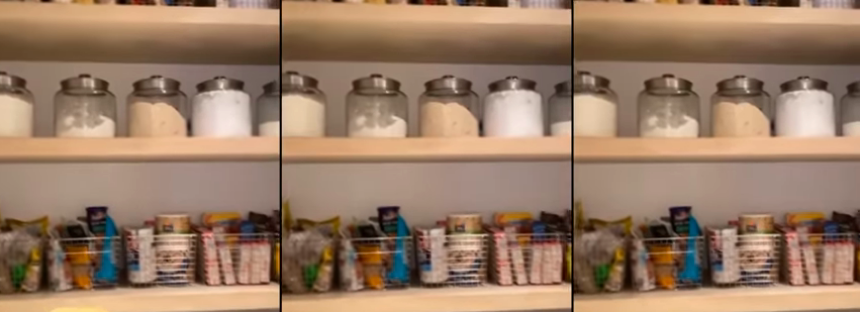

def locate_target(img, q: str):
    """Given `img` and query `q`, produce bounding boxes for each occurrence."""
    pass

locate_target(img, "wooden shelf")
[0,3,279,65]
[573,2,860,64]
[0,285,280,312]
[283,285,572,312]
[282,138,571,163]
[0,138,278,162]
[282,2,572,65]
[575,285,860,312]
[573,137,860,162]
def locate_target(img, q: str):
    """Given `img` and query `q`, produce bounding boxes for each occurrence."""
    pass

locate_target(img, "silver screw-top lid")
[425,75,473,92]
[645,74,693,91]
[489,76,537,92]
[848,81,860,94]
[780,76,828,93]
[196,76,244,93]
[282,71,319,90]
[555,80,573,93]
[717,75,764,92]
[263,79,278,94]
[573,71,608,90]
[0,72,26,89]
[353,74,401,91]
[133,75,181,92]
[61,74,109,91]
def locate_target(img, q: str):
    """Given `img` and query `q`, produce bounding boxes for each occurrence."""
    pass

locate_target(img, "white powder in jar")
[551,121,572,136]
[129,102,187,137]
[484,90,544,137]
[775,90,835,137]
[420,101,479,137]
[843,121,860,136]
[0,94,33,137]
[640,114,699,138]
[259,121,281,137]
[192,90,252,138]
[349,115,407,138]
[57,115,116,138]
[712,102,771,137]
[572,94,616,137]
[282,94,325,137]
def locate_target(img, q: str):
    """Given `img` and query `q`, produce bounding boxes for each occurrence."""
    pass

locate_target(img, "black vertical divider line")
[278,0,285,310]
[570,5,575,308]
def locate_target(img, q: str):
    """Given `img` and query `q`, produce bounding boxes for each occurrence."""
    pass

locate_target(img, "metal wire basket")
[708,231,781,287]
[490,232,565,286]
[416,231,488,287]
[51,236,122,291]
[784,232,854,286]
[125,232,197,287]
[631,236,705,291]
[200,232,274,286]
[340,236,413,291]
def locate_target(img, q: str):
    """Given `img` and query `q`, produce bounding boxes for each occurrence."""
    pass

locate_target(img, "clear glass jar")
[55,74,117,138]
[571,72,616,137]
[775,77,835,138]
[711,75,771,137]
[841,82,860,137]
[637,74,700,138]
[282,71,326,138]
[257,78,280,137]
[128,75,188,138]
[483,76,544,138]
[418,75,480,137]
[346,74,408,138]
[191,76,252,138]
[0,72,34,138]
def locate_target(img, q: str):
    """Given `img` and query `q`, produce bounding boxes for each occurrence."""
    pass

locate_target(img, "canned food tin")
[156,214,191,234]
[447,214,482,234]
[739,214,774,234]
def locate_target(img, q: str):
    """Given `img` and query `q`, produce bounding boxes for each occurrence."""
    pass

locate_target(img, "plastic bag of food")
[573,228,625,293]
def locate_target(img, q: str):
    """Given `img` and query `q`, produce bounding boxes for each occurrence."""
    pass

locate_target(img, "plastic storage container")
[346,74,409,138]
[775,77,835,138]
[0,72,34,138]
[572,72,616,137]
[257,79,280,137]
[191,76,252,138]
[841,81,860,137]
[483,76,544,138]
[711,75,771,137]
[282,71,326,138]
[637,74,700,138]
[55,74,117,138]
[127,75,188,138]
[418,75,480,137]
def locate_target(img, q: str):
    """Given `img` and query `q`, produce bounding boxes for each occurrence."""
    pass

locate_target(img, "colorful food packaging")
[126,227,156,285]
[708,226,740,285]
[417,227,449,285]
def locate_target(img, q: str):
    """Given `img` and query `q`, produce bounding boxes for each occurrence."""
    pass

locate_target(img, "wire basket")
[490,232,565,286]
[48,236,122,291]
[783,232,854,286]
[709,231,781,287]
[125,232,197,287]
[200,232,273,286]
[415,231,488,287]
[340,236,413,291]
[630,236,705,291]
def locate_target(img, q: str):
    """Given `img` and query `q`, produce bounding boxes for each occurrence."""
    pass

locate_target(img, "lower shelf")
[0,285,280,312]
[574,285,860,312]
[282,285,572,312]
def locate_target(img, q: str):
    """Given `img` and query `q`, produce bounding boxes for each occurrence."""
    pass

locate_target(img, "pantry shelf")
[0,285,280,312]
[0,2,279,64]
[573,2,860,64]
[282,2,572,65]
[282,138,571,163]
[283,285,572,312]
[0,138,279,162]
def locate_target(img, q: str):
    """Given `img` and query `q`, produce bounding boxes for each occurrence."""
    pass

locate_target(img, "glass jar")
[775,77,835,138]
[128,75,188,138]
[257,78,280,137]
[346,74,408,138]
[418,75,480,137]
[637,74,700,138]
[282,71,326,138]
[571,72,616,137]
[711,75,771,138]
[483,76,544,138]
[842,82,860,137]
[0,72,34,138]
[191,76,252,138]
[55,74,117,138]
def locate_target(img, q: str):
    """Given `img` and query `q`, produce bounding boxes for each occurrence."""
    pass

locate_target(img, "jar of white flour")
[775,77,835,138]
[347,74,408,138]
[483,76,544,137]
[128,75,188,138]
[0,72,34,138]
[192,76,252,138]
[840,81,860,137]
[637,74,700,138]
[281,71,326,137]
[570,72,615,137]
[55,74,117,138]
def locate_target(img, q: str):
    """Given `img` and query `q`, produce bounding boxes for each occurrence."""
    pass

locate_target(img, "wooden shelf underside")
[0,138,279,162]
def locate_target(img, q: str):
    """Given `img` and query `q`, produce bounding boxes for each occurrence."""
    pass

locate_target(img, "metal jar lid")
[133,75,181,92]
[0,72,26,89]
[489,76,537,92]
[645,74,693,91]
[717,75,764,92]
[196,76,245,93]
[556,80,573,94]
[848,81,860,94]
[780,76,828,93]
[263,79,279,94]
[282,71,319,90]
[353,74,401,91]
[573,71,608,90]
[425,75,473,92]
[61,74,109,91]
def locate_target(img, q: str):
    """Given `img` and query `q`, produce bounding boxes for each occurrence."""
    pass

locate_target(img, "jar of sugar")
[257,78,280,137]
[418,75,480,138]
[840,82,860,137]
[483,76,544,137]
[128,75,188,138]
[775,77,835,138]
[191,76,252,138]
[637,74,700,138]
[571,72,615,137]
[54,74,117,138]
[347,74,408,138]
[0,72,34,138]
[711,75,771,138]
[281,71,326,138]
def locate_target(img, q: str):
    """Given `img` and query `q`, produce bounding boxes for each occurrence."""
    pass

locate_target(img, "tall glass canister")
[346,74,408,138]
[572,72,616,137]
[637,74,700,138]
[418,75,480,137]
[282,71,326,138]
[128,75,188,137]
[711,75,771,137]
[0,72,34,138]
[55,74,117,138]
[775,77,835,138]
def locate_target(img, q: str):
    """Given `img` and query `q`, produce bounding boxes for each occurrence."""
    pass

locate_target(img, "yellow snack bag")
[7,216,49,236]
[590,216,633,236]
[297,217,341,238]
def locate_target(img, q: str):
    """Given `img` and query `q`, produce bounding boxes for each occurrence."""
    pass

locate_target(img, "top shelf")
[282,2,572,65]
[0,3,279,65]
[573,2,860,65]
